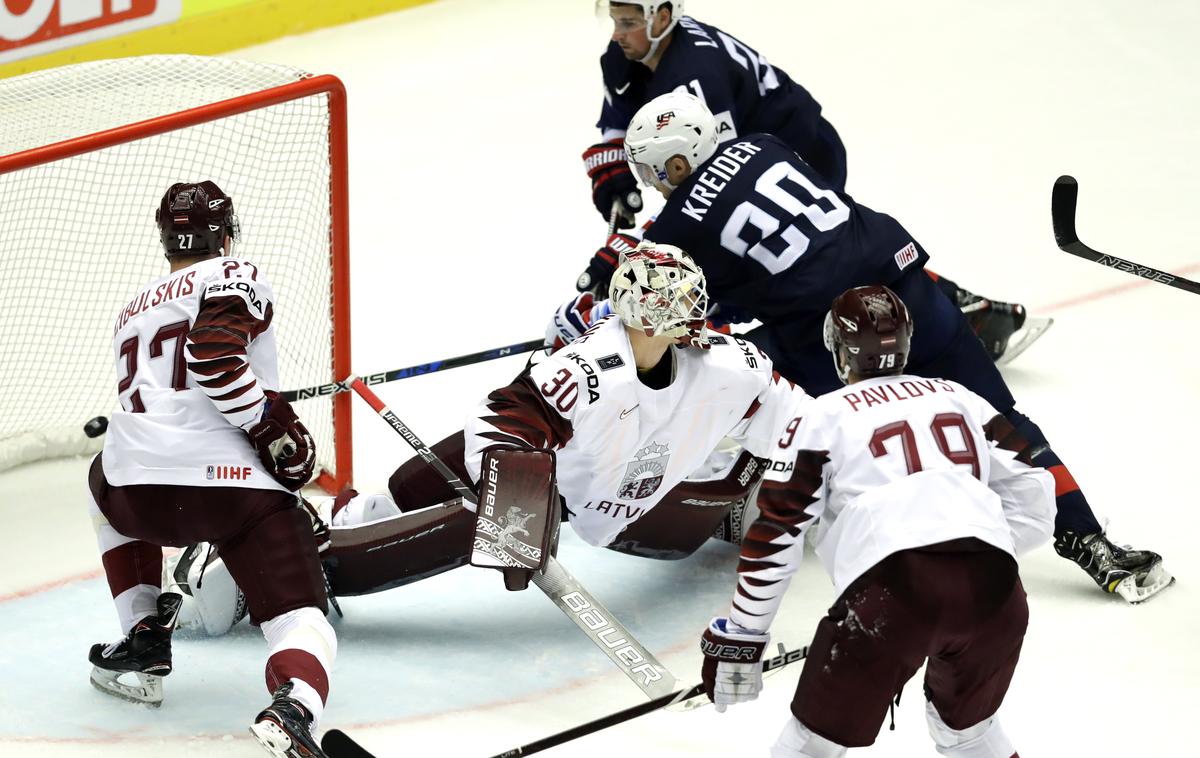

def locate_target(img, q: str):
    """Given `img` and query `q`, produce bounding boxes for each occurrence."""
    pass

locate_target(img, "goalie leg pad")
[471,448,560,588]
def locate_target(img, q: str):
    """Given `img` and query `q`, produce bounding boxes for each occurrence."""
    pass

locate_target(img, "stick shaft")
[281,338,543,402]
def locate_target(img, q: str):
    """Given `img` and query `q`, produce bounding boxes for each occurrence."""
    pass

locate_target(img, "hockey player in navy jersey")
[581,1,1037,362]
[562,92,1172,602]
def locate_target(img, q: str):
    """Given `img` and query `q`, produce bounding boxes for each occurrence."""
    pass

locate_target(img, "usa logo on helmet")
[655,111,675,130]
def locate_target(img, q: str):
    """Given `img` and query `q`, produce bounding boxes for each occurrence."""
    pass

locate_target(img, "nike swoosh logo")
[620,405,638,419]
[615,82,631,95]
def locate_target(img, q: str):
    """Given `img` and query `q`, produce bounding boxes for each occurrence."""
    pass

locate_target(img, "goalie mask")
[610,241,709,347]
[625,92,718,192]
[823,285,914,383]
[600,1,684,64]
[156,180,240,258]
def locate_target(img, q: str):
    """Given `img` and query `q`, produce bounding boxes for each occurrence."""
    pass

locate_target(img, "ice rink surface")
[2,0,1199,755]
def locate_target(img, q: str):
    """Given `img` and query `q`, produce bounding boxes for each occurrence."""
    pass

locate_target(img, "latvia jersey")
[729,374,1056,634]
[464,316,810,548]
[102,256,286,490]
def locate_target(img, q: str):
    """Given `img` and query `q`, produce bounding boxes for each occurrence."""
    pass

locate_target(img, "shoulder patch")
[597,353,625,371]
[706,334,728,345]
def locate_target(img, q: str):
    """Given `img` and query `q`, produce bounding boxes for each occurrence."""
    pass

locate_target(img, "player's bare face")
[610,8,651,59]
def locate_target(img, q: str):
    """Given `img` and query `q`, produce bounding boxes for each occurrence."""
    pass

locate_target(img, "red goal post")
[0,56,352,494]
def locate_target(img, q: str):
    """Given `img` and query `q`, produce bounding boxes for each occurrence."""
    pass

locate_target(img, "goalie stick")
[1052,175,1200,295]
[320,645,810,758]
[347,377,678,698]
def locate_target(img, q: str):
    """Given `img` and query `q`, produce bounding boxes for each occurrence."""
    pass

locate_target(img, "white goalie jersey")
[102,256,287,490]
[728,374,1057,634]
[463,316,811,548]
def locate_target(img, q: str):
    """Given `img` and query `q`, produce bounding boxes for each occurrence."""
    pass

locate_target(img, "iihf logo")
[655,111,675,130]
[206,465,215,480]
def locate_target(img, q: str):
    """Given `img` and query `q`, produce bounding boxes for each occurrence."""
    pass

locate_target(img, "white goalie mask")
[610,241,710,347]
[598,1,685,63]
[624,92,719,192]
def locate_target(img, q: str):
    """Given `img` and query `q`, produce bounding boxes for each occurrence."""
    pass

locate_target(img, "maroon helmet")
[823,285,914,383]
[155,181,240,257]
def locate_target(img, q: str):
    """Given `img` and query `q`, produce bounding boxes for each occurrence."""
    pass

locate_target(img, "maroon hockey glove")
[582,139,642,229]
[576,232,640,294]
[248,391,316,491]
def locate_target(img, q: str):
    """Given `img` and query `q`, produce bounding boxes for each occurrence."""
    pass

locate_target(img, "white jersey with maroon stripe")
[102,256,286,490]
[464,316,810,548]
[728,374,1056,634]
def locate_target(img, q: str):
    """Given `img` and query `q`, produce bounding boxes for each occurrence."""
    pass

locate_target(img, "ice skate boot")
[1054,531,1175,603]
[250,682,327,757]
[88,592,182,706]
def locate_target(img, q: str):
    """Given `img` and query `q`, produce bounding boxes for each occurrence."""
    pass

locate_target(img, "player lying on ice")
[565,90,1172,603]
[583,0,1039,362]
[167,242,817,637]
[698,284,1056,758]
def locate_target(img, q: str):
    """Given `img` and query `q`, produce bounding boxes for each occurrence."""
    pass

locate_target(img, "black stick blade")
[1051,174,1080,249]
[322,729,377,758]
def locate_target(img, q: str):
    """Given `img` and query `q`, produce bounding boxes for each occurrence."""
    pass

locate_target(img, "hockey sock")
[1004,409,1101,535]
[262,606,336,728]
[926,702,1016,758]
[90,490,161,631]
[771,717,848,758]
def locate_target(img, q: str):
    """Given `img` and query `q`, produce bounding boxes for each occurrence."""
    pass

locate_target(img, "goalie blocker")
[469,447,561,591]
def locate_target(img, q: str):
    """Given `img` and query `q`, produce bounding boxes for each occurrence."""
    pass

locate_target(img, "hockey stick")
[280,338,544,402]
[346,377,678,698]
[81,339,545,440]
[320,645,809,758]
[1051,175,1200,295]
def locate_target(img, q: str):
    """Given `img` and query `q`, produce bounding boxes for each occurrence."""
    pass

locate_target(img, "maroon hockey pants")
[792,539,1028,747]
[89,455,327,624]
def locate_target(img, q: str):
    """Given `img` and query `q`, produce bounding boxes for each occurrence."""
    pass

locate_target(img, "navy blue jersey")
[598,17,846,188]
[643,133,929,327]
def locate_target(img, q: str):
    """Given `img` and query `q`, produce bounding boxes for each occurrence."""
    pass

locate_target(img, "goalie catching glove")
[247,391,315,491]
[470,447,561,591]
[700,617,770,712]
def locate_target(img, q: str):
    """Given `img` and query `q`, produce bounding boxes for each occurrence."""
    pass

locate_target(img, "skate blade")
[1115,563,1176,604]
[89,667,163,707]
[250,720,300,757]
[996,317,1054,366]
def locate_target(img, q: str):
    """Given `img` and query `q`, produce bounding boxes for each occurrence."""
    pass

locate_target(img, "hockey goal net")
[0,55,352,494]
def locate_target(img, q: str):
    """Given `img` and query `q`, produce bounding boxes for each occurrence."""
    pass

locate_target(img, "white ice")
[2,0,1198,755]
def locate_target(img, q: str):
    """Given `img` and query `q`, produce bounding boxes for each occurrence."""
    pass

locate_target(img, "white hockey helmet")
[600,1,685,63]
[624,92,719,192]
[610,241,709,347]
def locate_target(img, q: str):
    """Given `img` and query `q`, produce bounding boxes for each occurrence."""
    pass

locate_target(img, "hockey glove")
[248,391,316,491]
[700,617,769,712]
[546,292,614,351]
[576,232,640,294]
[582,139,642,229]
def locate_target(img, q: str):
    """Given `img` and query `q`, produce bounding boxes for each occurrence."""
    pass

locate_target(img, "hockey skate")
[250,682,327,757]
[1055,531,1175,603]
[958,293,1053,365]
[88,592,182,706]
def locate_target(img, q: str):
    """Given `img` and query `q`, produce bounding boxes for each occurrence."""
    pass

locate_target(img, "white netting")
[0,55,343,483]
